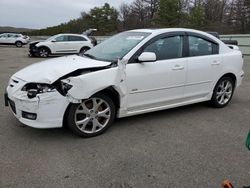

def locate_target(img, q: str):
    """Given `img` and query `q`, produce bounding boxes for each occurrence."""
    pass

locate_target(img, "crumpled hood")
[13,55,111,83]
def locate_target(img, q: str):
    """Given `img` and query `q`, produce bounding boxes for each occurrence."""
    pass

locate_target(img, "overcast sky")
[0,0,134,29]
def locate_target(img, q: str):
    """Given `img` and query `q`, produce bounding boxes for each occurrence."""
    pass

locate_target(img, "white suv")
[0,33,30,47]
[29,34,94,57]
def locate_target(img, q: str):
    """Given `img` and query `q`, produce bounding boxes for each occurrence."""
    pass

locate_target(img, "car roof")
[128,28,215,36]
[127,28,221,43]
[57,33,85,37]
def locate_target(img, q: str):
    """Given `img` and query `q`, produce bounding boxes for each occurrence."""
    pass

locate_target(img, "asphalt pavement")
[0,45,249,188]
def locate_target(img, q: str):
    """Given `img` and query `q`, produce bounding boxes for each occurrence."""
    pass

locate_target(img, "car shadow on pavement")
[6,102,210,139]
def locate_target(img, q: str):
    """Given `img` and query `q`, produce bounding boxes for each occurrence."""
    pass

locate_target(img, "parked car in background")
[0,33,30,47]
[29,34,94,57]
[207,31,239,46]
[5,28,244,137]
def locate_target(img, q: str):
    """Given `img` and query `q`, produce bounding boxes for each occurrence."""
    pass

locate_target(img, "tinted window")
[55,35,68,42]
[189,36,214,56]
[143,36,183,60]
[7,34,14,38]
[69,36,86,41]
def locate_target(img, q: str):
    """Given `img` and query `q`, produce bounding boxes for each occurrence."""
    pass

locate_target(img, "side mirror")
[138,52,156,62]
[51,39,56,42]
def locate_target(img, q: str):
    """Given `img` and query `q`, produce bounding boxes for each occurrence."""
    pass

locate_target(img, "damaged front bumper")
[29,44,39,57]
[5,78,70,129]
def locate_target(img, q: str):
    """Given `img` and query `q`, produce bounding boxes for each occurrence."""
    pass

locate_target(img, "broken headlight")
[22,83,55,98]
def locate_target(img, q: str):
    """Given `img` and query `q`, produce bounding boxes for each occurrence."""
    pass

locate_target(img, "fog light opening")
[22,111,37,120]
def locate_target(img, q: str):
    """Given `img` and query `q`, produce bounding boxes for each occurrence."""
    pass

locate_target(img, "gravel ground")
[0,45,250,188]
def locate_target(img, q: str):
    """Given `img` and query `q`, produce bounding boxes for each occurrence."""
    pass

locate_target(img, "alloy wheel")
[39,49,49,57]
[216,80,233,105]
[74,97,111,134]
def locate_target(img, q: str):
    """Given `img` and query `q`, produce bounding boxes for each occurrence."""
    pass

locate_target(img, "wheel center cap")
[90,112,96,118]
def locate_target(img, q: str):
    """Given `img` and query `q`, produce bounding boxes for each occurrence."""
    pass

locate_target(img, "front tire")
[66,93,116,137]
[38,47,50,57]
[210,76,235,108]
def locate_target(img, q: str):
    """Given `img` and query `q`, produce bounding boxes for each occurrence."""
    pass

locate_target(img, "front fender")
[67,67,126,101]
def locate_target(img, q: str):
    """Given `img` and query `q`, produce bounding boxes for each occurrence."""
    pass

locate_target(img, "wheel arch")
[63,86,121,127]
[93,86,121,111]
[15,40,23,44]
[38,45,51,54]
[80,46,91,53]
[217,73,237,88]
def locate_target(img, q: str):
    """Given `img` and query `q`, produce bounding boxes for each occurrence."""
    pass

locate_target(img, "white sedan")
[5,28,244,137]
[29,33,94,57]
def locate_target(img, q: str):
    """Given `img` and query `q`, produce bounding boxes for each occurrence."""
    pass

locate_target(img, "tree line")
[29,0,250,36]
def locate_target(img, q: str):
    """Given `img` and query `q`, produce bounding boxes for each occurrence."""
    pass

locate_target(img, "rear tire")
[210,76,235,108]
[15,41,22,47]
[66,93,116,137]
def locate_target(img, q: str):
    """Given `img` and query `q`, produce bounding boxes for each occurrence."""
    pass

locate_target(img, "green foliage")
[158,0,182,27]
[187,6,207,30]
[28,0,250,36]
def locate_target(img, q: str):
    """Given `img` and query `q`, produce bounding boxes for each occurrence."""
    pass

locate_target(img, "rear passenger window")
[68,36,86,41]
[143,36,183,60]
[188,36,217,56]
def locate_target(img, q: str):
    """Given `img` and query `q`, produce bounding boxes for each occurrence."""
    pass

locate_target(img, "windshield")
[45,35,59,42]
[84,32,151,62]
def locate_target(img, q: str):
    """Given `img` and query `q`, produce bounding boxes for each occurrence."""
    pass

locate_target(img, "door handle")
[172,65,184,70]
[211,60,220,65]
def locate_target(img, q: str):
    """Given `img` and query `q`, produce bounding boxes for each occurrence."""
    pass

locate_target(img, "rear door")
[68,35,88,53]
[185,33,222,99]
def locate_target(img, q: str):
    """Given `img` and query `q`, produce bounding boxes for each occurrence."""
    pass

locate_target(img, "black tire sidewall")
[211,76,235,108]
[66,93,116,137]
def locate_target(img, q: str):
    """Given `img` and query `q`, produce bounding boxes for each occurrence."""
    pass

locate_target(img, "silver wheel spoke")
[92,98,102,111]
[76,117,91,130]
[216,91,223,99]
[98,108,110,118]
[76,103,90,114]
[225,82,230,90]
[92,119,103,132]
[219,94,225,104]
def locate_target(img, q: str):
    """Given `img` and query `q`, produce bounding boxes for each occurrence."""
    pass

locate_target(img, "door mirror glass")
[138,52,156,62]
[246,130,250,151]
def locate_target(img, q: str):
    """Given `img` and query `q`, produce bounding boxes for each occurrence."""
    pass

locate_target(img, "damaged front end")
[5,77,70,128]
[5,56,126,129]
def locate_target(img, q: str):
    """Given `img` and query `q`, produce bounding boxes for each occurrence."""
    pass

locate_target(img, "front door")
[126,35,187,111]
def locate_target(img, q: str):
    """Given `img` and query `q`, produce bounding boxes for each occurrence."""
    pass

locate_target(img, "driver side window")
[55,35,68,42]
[143,36,183,60]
